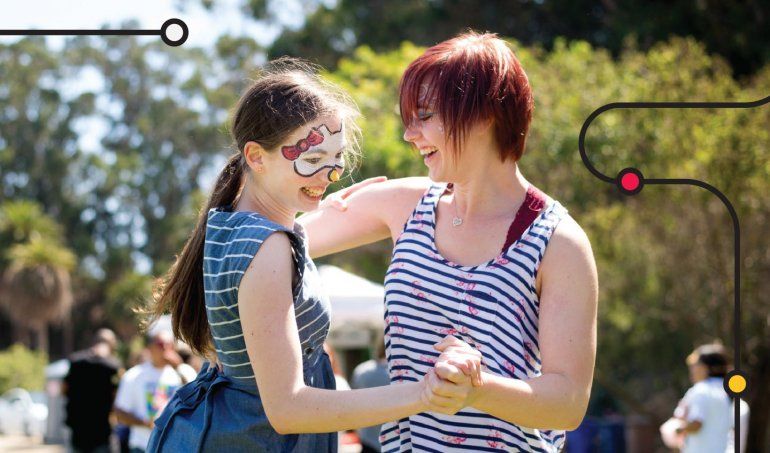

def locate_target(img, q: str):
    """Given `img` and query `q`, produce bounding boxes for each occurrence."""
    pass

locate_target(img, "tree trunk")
[63,314,73,357]
[746,352,770,452]
[11,323,30,348]
[34,323,48,357]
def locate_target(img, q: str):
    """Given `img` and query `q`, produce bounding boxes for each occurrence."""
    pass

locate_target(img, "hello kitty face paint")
[281,123,346,181]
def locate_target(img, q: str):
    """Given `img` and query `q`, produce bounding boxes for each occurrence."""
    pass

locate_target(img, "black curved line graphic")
[579,95,770,453]
[0,18,189,46]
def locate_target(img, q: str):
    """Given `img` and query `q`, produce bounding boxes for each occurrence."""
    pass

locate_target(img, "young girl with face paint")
[300,32,599,451]
[146,59,478,452]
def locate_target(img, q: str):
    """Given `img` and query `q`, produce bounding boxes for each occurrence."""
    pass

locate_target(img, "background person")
[351,335,390,453]
[64,328,122,453]
[672,343,733,453]
[114,330,184,453]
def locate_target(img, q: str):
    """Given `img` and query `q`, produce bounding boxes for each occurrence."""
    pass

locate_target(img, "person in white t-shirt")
[725,398,749,453]
[672,343,732,453]
[114,331,185,452]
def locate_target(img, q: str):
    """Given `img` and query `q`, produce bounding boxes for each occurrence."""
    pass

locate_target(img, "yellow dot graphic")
[728,375,747,394]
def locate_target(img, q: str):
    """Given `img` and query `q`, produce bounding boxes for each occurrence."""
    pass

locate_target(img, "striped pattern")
[380,184,567,452]
[203,208,332,381]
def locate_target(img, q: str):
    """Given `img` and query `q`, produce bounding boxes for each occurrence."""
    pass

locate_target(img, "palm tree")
[0,201,76,355]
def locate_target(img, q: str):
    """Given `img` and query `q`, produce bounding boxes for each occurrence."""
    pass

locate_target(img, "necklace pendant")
[452,217,463,227]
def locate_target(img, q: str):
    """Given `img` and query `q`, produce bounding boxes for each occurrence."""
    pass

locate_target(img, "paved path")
[0,433,364,452]
[0,434,64,452]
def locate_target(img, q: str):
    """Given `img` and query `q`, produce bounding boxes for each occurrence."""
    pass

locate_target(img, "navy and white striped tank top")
[380,184,568,452]
[203,208,333,381]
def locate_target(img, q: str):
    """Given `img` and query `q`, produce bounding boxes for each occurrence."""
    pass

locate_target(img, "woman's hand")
[319,176,387,211]
[434,335,484,387]
[419,367,474,415]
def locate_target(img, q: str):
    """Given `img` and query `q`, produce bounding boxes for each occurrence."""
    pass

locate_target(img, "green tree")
[0,37,96,259]
[0,33,244,344]
[0,344,47,394]
[58,32,257,339]
[261,0,770,75]
[0,201,76,355]
[62,33,228,278]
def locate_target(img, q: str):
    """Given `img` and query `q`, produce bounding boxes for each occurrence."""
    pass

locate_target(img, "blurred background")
[0,0,768,452]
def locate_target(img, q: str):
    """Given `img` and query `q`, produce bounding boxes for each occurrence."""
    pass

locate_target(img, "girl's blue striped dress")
[379,184,568,452]
[148,208,337,452]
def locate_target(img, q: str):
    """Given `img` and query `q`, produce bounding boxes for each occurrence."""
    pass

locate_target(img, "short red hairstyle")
[399,31,534,162]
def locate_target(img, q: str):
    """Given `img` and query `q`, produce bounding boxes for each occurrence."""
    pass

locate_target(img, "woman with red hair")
[302,31,598,451]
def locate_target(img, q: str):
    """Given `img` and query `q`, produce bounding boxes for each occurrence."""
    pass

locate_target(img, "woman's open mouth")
[420,147,438,162]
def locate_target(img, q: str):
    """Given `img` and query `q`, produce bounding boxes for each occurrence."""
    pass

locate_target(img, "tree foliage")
[0,30,264,337]
[0,344,47,394]
[265,0,770,76]
[0,201,76,352]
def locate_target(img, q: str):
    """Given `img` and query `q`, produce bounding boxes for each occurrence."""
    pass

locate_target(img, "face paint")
[281,123,346,181]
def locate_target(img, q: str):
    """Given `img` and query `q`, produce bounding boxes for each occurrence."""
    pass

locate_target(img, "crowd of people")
[62,327,390,453]
[63,328,199,453]
[62,328,743,452]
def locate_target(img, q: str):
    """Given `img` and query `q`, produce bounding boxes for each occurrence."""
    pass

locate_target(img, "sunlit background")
[0,1,768,452]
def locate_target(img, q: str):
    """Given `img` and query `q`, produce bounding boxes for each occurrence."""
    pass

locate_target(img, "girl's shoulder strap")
[205,208,307,287]
[207,208,302,243]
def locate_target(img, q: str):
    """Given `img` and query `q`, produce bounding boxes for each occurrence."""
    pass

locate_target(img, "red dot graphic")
[621,173,640,191]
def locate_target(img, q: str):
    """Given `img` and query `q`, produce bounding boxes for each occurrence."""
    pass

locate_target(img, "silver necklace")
[451,191,463,227]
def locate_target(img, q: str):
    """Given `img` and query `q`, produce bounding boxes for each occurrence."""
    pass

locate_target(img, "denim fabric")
[147,361,336,452]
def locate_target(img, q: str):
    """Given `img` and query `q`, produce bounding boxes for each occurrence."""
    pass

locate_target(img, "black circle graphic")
[161,19,188,47]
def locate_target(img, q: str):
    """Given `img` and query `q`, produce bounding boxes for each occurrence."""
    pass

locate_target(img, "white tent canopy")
[318,265,385,333]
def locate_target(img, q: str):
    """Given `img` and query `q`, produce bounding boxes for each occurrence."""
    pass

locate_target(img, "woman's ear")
[243,141,266,173]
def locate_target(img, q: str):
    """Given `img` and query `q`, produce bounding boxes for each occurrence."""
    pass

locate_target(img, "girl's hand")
[419,367,473,415]
[320,176,388,211]
[434,335,484,387]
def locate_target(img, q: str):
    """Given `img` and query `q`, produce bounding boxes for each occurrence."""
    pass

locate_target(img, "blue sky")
[0,0,304,48]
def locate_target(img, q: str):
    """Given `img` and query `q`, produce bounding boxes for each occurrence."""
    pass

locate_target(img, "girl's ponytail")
[150,153,244,356]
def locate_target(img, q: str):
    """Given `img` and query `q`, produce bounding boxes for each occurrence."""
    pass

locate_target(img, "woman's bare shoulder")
[355,176,435,238]
[366,176,434,199]
[540,211,597,289]
[363,176,433,212]
[551,213,590,247]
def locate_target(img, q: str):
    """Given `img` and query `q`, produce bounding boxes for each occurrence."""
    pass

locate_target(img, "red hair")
[399,31,534,162]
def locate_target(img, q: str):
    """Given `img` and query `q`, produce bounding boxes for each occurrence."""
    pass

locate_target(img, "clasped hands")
[419,335,484,415]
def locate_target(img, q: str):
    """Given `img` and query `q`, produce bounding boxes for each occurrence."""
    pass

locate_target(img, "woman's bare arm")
[298,177,431,259]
